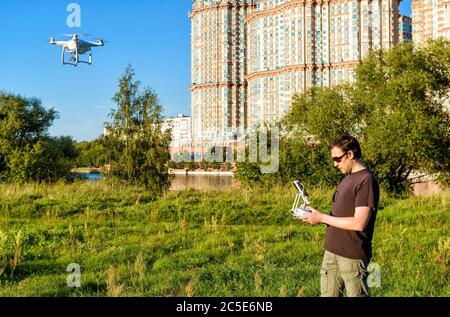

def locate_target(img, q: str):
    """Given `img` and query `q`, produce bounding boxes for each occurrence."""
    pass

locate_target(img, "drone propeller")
[88,37,110,45]
[62,33,90,38]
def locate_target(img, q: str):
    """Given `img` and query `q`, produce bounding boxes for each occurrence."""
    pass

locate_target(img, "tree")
[287,41,450,194]
[0,92,77,183]
[286,85,366,145]
[103,65,172,192]
[236,137,342,188]
[74,139,109,168]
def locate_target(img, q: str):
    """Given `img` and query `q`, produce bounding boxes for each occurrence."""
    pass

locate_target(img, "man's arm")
[300,207,372,232]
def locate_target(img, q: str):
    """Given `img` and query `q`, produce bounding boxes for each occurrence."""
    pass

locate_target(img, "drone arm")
[54,41,67,46]
[83,40,103,47]
[292,194,300,211]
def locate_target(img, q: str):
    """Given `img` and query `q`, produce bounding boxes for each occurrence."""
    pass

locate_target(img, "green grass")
[0,181,448,297]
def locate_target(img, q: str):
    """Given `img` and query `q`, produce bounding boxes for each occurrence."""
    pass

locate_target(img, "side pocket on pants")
[341,261,369,297]
[320,269,328,296]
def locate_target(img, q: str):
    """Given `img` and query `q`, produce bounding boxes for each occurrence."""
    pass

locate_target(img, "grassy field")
[0,181,448,297]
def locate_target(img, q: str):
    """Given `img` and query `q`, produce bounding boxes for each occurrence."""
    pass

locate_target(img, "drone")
[50,34,105,66]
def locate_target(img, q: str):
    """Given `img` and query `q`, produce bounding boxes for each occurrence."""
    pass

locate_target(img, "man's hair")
[330,135,362,159]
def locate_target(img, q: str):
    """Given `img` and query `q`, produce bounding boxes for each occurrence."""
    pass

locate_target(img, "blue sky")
[0,0,412,142]
[400,0,412,16]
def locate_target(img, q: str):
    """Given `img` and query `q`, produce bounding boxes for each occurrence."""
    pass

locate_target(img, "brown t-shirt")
[324,169,380,261]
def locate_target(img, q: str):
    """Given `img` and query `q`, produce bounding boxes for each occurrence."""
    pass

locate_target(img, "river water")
[170,174,234,191]
[74,173,104,181]
[76,173,234,191]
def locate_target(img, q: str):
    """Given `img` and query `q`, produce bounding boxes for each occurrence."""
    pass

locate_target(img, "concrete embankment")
[169,169,234,177]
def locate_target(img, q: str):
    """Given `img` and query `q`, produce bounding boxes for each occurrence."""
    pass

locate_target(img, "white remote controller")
[291,181,312,218]
[292,207,312,218]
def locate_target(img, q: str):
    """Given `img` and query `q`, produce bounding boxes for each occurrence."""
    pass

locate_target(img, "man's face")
[331,147,352,174]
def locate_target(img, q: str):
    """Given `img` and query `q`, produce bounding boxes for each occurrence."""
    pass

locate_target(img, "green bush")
[74,139,109,168]
[7,137,77,184]
[236,140,341,189]
[0,92,77,183]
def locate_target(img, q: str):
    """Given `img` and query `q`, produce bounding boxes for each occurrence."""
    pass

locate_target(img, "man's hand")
[299,206,373,232]
[298,206,323,225]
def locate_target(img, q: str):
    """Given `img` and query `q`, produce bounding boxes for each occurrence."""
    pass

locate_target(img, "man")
[300,135,380,297]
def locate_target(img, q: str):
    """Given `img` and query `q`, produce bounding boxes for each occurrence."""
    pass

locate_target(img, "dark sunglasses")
[332,151,348,163]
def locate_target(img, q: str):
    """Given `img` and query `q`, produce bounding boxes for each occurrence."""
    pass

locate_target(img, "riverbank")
[169,169,234,177]
[75,167,445,196]
[71,167,103,174]
[72,168,234,177]
[0,182,448,296]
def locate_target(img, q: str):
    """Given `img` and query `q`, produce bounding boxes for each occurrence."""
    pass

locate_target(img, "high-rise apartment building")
[246,0,399,130]
[412,0,450,113]
[190,0,255,155]
[191,0,401,147]
[412,0,450,45]
[399,14,412,42]
[162,114,192,157]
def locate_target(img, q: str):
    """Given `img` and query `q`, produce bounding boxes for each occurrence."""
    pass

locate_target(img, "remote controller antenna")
[291,181,312,218]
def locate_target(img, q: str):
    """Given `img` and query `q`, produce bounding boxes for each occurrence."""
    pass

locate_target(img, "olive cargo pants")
[320,251,370,297]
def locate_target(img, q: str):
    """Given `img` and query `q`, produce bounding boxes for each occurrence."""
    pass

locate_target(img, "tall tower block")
[190,0,255,156]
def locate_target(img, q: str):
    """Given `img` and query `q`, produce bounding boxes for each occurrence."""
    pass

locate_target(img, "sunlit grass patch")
[0,182,448,297]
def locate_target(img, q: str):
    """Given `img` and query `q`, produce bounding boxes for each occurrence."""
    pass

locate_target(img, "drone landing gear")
[61,47,77,67]
[61,48,93,67]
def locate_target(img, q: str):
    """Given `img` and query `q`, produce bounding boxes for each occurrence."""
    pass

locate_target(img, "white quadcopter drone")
[50,33,105,66]
[291,181,312,218]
